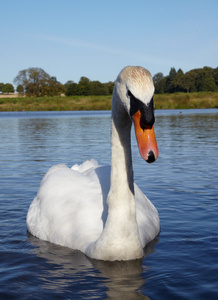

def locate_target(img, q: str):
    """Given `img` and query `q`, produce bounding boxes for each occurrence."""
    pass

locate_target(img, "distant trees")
[13,67,64,97]
[47,76,65,96]
[65,81,78,96]
[16,85,24,94]
[1,65,216,97]
[153,66,218,93]
[13,68,114,97]
[0,83,4,92]
[195,67,217,92]
[0,83,15,93]
[153,72,165,94]
[65,77,114,96]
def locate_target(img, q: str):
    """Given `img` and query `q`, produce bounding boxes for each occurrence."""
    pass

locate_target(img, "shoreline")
[0,92,218,111]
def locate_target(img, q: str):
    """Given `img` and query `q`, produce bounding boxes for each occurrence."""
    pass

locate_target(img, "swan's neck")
[110,100,134,202]
[87,94,143,261]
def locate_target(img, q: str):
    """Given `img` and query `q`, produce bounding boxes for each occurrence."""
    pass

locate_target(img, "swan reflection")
[27,233,158,299]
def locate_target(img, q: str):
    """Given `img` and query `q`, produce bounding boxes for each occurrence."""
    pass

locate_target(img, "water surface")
[0,109,218,299]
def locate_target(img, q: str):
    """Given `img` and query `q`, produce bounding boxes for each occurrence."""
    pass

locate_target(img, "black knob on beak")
[146,150,155,163]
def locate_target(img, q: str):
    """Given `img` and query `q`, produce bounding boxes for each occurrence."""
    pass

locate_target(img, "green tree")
[164,67,177,93]
[65,82,79,96]
[105,81,114,94]
[171,68,186,92]
[213,67,218,86]
[2,83,15,93]
[16,84,24,94]
[77,77,91,95]
[169,67,177,79]
[0,83,4,92]
[14,67,64,96]
[14,67,50,96]
[195,67,217,92]
[153,72,165,93]
[65,79,114,96]
[64,80,74,91]
[45,76,64,96]
[152,66,218,93]
[90,81,109,95]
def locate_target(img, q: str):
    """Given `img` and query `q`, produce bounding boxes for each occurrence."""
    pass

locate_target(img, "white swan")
[27,66,160,261]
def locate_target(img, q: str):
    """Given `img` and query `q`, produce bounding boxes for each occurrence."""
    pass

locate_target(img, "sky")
[1,0,218,86]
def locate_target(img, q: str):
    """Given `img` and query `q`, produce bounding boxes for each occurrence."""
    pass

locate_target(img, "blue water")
[0,109,218,299]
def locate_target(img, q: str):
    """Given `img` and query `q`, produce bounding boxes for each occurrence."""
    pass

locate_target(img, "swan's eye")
[128,90,140,116]
[129,91,155,129]
[140,97,155,128]
[127,90,132,97]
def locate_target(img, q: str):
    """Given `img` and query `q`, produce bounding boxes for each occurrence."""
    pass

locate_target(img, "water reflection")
[27,233,157,299]
[14,113,111,168]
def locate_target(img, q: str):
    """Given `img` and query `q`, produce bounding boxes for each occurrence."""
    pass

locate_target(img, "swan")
[27,66,160,261]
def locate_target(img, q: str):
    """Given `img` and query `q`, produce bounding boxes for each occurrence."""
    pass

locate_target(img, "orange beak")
[132,110,159,163]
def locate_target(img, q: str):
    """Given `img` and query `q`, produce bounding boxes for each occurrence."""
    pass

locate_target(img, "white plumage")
[27,66,160,261]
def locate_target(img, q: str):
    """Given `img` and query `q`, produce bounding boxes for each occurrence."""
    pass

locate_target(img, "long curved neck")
[87,93,143,261]
[110,95,134,198]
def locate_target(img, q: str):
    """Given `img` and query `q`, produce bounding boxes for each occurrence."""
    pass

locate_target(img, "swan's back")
[27,160,110,253]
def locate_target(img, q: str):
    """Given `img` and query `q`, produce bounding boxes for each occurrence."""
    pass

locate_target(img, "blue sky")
[1,0,218,86]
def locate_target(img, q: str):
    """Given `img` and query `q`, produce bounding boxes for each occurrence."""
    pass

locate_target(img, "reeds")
[0,92,218,112]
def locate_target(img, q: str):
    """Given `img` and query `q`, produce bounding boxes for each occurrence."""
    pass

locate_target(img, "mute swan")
[27,66,160,261]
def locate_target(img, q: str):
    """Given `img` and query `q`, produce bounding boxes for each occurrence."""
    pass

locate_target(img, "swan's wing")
[71,158,99,173]
[27,162,110,253]
[135,184,160,247]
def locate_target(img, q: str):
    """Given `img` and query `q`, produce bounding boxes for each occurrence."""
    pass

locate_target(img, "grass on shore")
[0,92,218,112]
[0,95,112,112]
[154,92,218,109]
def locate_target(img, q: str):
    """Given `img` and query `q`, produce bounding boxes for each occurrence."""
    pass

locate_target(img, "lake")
[0,109,218,299]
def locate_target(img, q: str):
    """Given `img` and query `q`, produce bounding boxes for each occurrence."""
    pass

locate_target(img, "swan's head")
[114,66,159,163]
